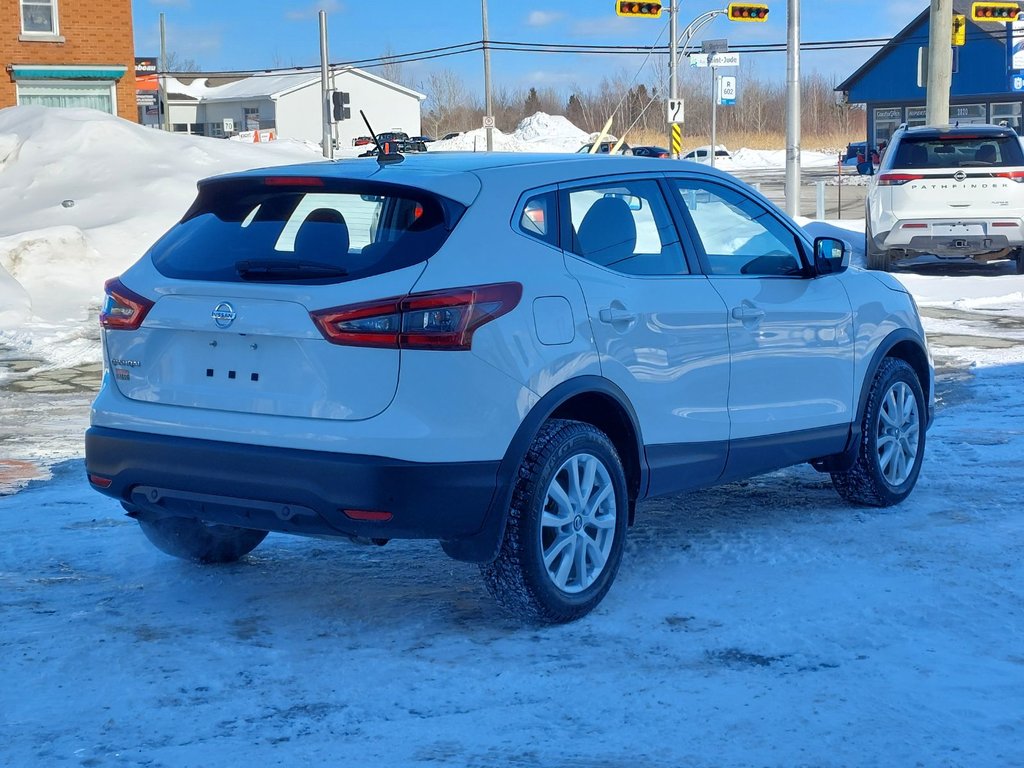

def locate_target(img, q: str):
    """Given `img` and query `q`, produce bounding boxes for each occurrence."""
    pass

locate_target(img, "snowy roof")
[168,68,425,104]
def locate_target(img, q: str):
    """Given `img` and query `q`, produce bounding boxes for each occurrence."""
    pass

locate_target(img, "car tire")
[480,419,628,624]
[136,514,268,563]
[831,357,926,507]
[865,219,890,271]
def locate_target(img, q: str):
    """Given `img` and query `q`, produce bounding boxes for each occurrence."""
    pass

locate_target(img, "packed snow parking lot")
[1,109,1023,766]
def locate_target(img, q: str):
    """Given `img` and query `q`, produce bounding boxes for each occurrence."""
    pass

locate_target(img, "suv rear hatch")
[103,174,467,421]
[882,131,1024,221]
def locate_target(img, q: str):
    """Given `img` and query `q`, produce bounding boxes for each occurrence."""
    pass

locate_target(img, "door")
[669,177,855,475]
[559,177,731,495]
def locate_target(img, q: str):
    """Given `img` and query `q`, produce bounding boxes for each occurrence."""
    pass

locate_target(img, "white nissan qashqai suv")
[862,123,1024,273]
[87,152,934,623]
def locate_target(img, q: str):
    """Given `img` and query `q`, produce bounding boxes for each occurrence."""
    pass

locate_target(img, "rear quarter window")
[150,178,464,284]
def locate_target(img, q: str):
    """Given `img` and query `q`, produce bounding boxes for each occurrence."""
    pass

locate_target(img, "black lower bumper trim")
[86,426,501,544]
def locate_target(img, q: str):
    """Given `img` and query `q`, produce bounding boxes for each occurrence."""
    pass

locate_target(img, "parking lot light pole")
[482,0,494,151]
[784,0,801,217]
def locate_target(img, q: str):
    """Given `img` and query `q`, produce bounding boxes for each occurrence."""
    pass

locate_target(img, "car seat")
[975,144,997,164]
[575,197,637,267]
[293,208,350,258]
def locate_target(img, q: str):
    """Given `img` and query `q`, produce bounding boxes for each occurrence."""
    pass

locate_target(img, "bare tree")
[164,52,200,72]
[379,45,410,88]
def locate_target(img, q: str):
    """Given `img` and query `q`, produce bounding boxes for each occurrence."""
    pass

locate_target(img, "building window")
[21,0,58,35]
[991,102,1023,132]
[243,107,260,130]
[17,81,114,113]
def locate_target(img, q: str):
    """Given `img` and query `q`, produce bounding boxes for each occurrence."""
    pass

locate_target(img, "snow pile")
[428,126,528,153]
[429,112,590,153]
[730,147,842,170]
[513,112,589,152]
[0,105,318,345]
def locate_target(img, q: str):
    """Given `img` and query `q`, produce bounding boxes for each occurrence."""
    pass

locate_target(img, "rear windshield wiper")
[235,260,349,280]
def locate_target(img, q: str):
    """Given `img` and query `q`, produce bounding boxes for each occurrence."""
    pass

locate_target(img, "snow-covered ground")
[1,107,1023,766]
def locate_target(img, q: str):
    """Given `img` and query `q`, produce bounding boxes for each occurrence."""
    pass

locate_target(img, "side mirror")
[856,160,875,176]
[814,237,849,275]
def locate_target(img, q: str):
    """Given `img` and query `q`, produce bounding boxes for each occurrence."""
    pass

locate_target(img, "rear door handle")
[731,306,766,322]
[599,308,638,324]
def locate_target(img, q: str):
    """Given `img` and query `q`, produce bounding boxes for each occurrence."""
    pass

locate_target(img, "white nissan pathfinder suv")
[862,123,1024,273]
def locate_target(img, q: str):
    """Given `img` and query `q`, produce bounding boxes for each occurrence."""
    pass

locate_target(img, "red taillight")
[994,170,1024,183]
[992,221,1018,227]
[902,223,928,229]
[878,173,923,186]
[264,176,325,187]
[99,278,154,331]
[311,282,523,351]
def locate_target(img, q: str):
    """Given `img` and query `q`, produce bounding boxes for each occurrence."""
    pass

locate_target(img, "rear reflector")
[88,474,113,488]
[344,509,393,522]
[311,282,523,351]
[992,222,1017,227]
[902,223,928,229]
[100,278,155,331]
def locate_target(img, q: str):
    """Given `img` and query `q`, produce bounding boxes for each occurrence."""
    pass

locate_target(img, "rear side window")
[151,178,464,284]
[517,191,558,247]
[890,135,1024,169]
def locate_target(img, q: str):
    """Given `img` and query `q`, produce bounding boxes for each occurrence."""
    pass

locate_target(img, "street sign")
[667,98,685,124]
[719,76,737,105]
[482,115,496,128]
[689,53,709,68]
[702,38,729,54]
[709,52,741,67]
[223,118,235,133]
[952,14,966,46]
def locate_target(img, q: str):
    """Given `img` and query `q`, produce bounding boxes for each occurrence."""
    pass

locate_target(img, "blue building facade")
[838,0,1022,146]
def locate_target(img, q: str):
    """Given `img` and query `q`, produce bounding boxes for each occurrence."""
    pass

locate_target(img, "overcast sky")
[131,0,926,91]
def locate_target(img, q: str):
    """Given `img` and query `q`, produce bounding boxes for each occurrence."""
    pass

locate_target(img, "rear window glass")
[151,179,463,284]
[890,135,1024,169]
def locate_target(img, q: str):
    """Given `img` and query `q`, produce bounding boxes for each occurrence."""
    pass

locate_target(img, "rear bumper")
[878,219,1023,256]
[85,426,501,548]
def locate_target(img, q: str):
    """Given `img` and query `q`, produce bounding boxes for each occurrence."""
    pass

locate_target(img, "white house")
[154,67,425,145]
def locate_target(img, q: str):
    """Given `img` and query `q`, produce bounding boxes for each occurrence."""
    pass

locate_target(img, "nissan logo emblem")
[954,170,967,182]
[211,302,237,328]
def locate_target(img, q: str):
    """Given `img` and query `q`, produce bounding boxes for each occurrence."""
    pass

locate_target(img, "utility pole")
[926,0,953,125]
[669,1,678,157]
[319,10,332,159]
[481,0,494,151]
[710,66,718,168]
[159,13,169,132]
[784,0,801,217]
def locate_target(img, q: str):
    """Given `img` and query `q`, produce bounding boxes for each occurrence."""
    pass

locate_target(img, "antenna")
[361,110,383,155]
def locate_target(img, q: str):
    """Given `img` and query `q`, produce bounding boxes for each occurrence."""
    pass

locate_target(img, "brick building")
[2,0,137,121]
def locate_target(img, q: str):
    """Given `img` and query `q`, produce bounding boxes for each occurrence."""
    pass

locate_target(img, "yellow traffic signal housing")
[616,2,663,18]
[971,2,1021,21]
[727,3,770,21]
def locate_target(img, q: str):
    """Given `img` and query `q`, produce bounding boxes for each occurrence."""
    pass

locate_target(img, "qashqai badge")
[212,302,237,328]
[954,170,967,182]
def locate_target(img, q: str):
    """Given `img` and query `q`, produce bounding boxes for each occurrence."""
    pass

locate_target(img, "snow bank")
[429,112,590,153]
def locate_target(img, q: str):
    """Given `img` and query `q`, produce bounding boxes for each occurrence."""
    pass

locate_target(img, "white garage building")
[157,67,425,145]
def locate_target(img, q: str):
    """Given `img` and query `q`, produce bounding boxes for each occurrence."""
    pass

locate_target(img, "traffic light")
[332,91,350,121]
[615,2,663,18]
[727,3,770,21]
[971,2,1020,21]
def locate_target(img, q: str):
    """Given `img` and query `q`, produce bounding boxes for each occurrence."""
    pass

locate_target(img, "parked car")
[682,145,732,163]
[86,153,933,623]
[358,139,428,157]
[441,132,463,141]
[352,136,373,147]
[860,123,1024,273]
[632,145,671,158]
[576,140,634,155]
[411,135,434,143]
[375,131,409,145]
